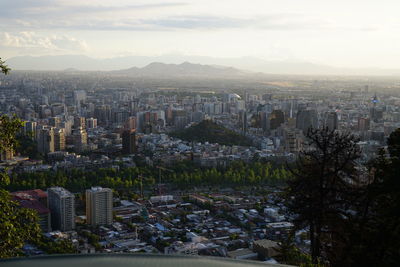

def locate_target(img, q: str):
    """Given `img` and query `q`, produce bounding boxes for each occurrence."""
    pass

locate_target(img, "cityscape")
[1,1,400,267]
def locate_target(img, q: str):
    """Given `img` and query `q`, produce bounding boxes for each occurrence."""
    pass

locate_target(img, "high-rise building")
[23,121,37,139]
[49,117,61,128]
[86,187,113,226]
[122,129,137,154]
[73,127,88,152]
[269,110,285,130]
[73,90,86,104]
[325,112,338,130]
[239,110,248,133]
[74,116,86,129]
[37,126,55,154]
[358,117,370,131]
[54,128,66,151]
[48,187,75,231]
[296,109,318,133]
[86,117,98,129]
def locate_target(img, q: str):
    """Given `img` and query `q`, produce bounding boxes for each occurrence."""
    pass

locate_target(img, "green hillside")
[171,120,252,146]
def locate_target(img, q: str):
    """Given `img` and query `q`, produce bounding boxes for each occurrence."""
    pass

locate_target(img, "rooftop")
[0,254,292,267]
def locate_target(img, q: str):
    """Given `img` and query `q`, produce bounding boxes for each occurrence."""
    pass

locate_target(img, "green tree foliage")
[0,115,41,258]
[171,119,252,146]
[0,189,42,258]
[0,115,24,154]
[283,128,362,264]
[6,161,290,195]
[0,57,11,75]
[36,237,76,254]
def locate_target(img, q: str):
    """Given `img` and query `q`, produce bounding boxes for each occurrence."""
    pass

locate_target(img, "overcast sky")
[1,0,400,68]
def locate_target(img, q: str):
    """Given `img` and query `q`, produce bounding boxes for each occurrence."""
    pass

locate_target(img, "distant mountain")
[114,62,247,78]
[171,120,252,146]
[6,54,400,75]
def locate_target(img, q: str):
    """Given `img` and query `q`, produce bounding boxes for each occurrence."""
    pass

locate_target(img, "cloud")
[0,1,381,33]
[0,32,89,53]
[0,1,186,18]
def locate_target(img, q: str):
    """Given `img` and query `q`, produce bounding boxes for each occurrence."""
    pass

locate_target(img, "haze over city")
[2,0,400,73]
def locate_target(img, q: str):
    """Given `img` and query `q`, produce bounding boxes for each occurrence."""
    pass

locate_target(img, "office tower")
[296,109,318,133]
[113,110,130,124]
[37,126,55,154]
[270,110,285,130]
[86,117,98,129]
[49,117,61,128]
[12,189,51,232]
[48,187,75,231]
[72,127,88,152]
[73,90,86,104]
[54,128,66,151]
[74,116,86,129]
[86,187,113,226]
[122,129,137,154]
[51,103,65,116]
[94,105,112,126]
[358,117,370,131]
[325,112,338,130]
[259,111,270,133]
[239,110,248,133]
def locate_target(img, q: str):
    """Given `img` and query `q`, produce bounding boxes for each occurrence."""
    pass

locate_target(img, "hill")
[171,120,252,146]
[7,54,400,75]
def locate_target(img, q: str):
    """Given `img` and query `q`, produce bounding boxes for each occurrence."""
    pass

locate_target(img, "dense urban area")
[1,67,400,266]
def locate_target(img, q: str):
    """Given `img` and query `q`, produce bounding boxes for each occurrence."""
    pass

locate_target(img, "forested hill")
[171,120,252,146]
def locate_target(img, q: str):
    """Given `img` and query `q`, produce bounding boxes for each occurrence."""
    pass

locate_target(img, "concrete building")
[86,187,113,226]
[37,126,55,154]
[296,109,318,133]
[73,127,88,152]
[86,117,98,129]
[122,129,137,154]
[325,112,338,130]
[48,187,75,231]
[54,128,66,151]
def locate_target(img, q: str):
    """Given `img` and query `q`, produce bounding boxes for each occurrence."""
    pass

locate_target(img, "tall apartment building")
[37,126,55,154]
[48,187,75,231]
[74,116,86,129]
[23,121,37,139]
[325,112,338,130]
[122,129,136,154]
[73,127,88,152]
[86,187,113,226]
[86,117,98,129]
[54,128,66,151]
[49,117,61,128]
[296,109,318,133]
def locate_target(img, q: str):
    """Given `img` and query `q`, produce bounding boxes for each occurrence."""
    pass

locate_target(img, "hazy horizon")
[2,0,400,70]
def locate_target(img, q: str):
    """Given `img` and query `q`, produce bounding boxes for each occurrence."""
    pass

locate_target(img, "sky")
[1,0,400,68]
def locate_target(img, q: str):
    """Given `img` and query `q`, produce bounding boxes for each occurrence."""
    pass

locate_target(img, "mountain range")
[5,54,400,76]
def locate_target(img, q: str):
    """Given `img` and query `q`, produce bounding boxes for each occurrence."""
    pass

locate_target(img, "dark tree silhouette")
[284,127,362,264]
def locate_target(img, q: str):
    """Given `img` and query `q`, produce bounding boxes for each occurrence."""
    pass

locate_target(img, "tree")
[346,129,400,266]
[0,57,11,75]
[0,189,42,258]
[283,128,362,264]
[0,65,42,258]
